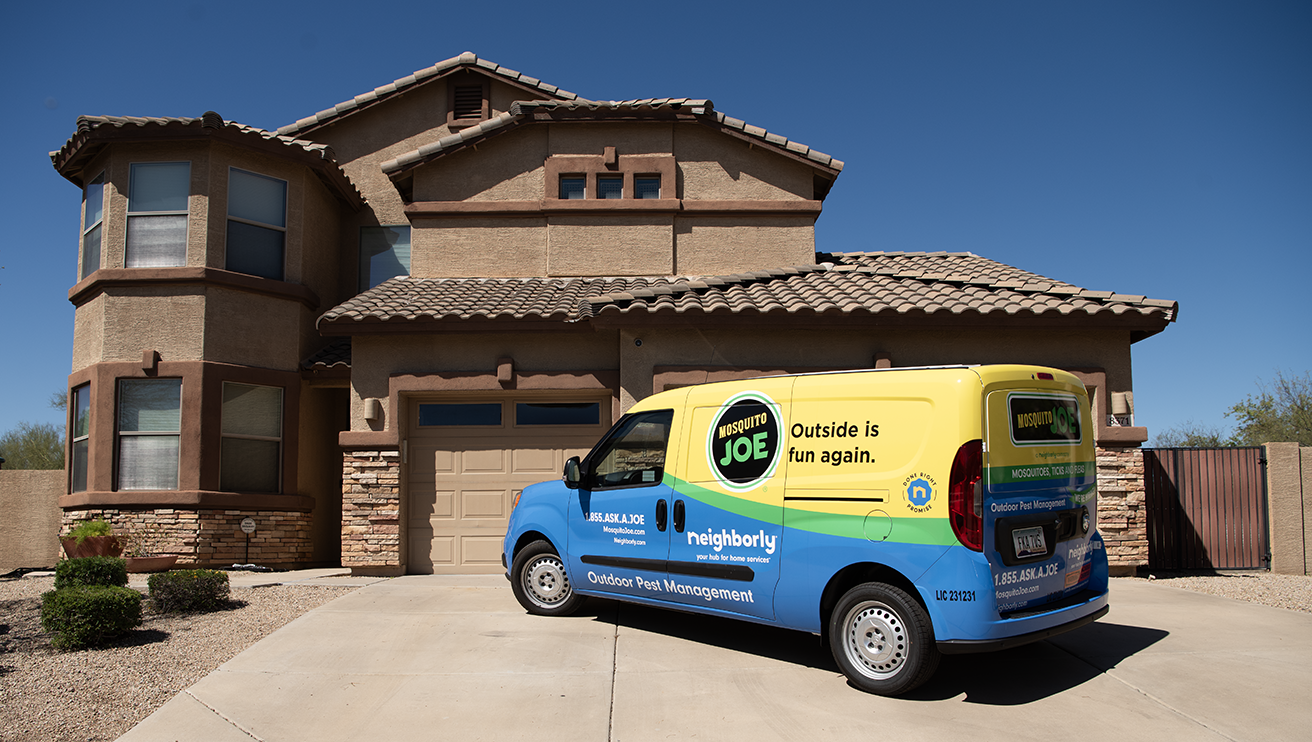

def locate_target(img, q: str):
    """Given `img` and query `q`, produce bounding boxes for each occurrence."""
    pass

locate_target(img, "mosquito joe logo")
[706,391,783,492]
[1008,393,1082,445]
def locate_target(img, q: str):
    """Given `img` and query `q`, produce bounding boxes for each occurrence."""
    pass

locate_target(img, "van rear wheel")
[511,540,585,616]
[828,582,939,696]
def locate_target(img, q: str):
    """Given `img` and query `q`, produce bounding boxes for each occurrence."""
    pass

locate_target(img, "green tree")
[1226,370,1312,446]
[1151,420,1229,448]
[0,421,65,469]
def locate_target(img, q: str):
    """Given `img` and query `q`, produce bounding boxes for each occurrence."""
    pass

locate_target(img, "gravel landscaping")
[0,574,358,742]
[1,570,1309,742]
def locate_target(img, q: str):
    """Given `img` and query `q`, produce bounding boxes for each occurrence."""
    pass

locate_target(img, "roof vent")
[201,111,224,129]
[452,85,483,120]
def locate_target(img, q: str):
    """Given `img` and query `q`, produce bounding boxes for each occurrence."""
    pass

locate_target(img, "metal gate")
[1143,447,1269,570]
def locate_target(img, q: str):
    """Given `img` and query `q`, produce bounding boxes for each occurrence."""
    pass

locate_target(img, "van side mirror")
[563,456,583,489]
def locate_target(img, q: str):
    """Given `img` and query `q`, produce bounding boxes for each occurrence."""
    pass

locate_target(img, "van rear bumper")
[937,602,1108,654]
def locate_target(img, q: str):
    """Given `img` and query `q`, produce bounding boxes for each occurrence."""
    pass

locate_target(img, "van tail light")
[949,440,984,551]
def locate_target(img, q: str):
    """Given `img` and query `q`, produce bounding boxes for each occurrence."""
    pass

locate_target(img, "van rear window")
[1008,393,1081,445]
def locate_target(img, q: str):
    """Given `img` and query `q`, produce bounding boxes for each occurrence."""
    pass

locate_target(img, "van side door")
[664,380,793,620]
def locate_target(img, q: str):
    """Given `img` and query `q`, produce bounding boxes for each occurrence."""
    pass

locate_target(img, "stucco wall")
[547,215,674,276]
[201,288,304,370]
[675,124,814,201]
[1267,442,1310,575]
[99,287,207,363]
[674,216,816,274]
[0,470,63,573]
[413,128,548,202]
[411,217,548,278]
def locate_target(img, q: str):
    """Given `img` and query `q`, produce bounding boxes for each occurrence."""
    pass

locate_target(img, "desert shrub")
[41,585,143,650]
[67,519,113,544]
[54,556,128,589]
[147,569,231,613]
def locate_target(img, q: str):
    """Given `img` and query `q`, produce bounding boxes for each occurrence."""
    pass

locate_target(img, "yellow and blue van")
[503,365,1109,695]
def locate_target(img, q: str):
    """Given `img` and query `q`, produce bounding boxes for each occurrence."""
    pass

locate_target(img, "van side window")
[585,409,674,489]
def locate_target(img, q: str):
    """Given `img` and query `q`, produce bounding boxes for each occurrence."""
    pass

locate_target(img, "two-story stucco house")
[50,52,1176,575]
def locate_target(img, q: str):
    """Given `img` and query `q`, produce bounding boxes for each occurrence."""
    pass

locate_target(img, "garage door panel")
[408,485,456,522]
[461,536,505,565]
[512,448,557,473]
[462,489,508,519]
[461,449,506,473]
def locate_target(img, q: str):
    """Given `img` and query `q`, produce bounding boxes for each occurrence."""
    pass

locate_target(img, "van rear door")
[983,381,1098,614]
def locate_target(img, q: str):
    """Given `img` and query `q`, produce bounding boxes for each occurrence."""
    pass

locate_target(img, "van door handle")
[673,499,685,533]
[656,499,668,532]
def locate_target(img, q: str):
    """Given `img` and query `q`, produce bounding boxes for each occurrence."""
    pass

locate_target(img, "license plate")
[1013,526,1047,559]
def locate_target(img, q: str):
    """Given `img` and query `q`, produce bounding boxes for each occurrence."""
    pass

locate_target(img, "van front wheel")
[828,583,939,696]
[511,540,585,616]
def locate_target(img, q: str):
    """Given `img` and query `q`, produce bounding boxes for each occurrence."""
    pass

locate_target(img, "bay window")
[126,162,190,268]
[220,382,283,493]
[70,384,91,492]
[81,173,104,279]
[226,168,287,280]
[117,379,182,490]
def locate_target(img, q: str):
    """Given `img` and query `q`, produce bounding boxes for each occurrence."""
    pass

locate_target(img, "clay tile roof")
[276,52,583,138]
[302,338,351,369]
[50,113,362,206]
[317,252,1177,341]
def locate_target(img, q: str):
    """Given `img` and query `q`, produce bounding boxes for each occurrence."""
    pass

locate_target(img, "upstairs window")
[359,226,411,291]
[126,162,189,268]
[634,176,661,200]
[116,379,182,491]
[81,173,105,280]
[220,382,283,493]
[70,384,91,493]
[597,176,623,199]
[226,168,287,281]
[559,176,586,200]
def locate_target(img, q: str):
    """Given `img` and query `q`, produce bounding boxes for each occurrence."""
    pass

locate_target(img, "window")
[359,226,411,291]
[221,383,283,493]
[597,176,623,199]
[584,410,673,489]
[226,168,287,280]
[70,384,91,492]
[634,176,661,200]
[516,402,601,426]
[81,173,104,280]
[117,379,182,491]
[559,176,586,200]
[126,162,189,268]
[418,403,502,426]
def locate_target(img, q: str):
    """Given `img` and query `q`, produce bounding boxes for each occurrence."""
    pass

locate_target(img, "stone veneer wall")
[341,449,403,574]
[1095,446,1148,575]
[61,509,313,567]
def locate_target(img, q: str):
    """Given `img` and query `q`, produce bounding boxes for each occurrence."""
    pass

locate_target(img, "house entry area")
[406,394,612,573]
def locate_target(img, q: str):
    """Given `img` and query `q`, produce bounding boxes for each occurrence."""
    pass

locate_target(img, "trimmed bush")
[54,556,129,589]
[147,569,231,613]
[41,585,143,650]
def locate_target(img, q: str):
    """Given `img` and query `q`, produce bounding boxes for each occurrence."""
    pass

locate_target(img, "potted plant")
[61,519,124,559]
[118,521,179,573]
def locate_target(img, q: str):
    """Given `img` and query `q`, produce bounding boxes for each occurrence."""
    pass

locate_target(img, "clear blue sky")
[2,0,1309,442]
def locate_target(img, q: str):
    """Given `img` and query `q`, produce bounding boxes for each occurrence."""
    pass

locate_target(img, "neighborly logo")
[902,472,938,513]
[706,391,782,492]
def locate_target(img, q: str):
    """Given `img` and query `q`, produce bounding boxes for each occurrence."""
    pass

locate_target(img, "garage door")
[407,395,611,574]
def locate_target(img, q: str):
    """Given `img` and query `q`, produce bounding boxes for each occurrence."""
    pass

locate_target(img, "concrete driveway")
[118,576,1312,741]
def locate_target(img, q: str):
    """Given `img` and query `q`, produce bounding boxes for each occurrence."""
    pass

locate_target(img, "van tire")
[828,582,939,696]
[511,540,585,616]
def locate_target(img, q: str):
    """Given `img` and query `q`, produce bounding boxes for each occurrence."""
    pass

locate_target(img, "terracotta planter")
[61,535,124,559]
[125,555,179,573]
